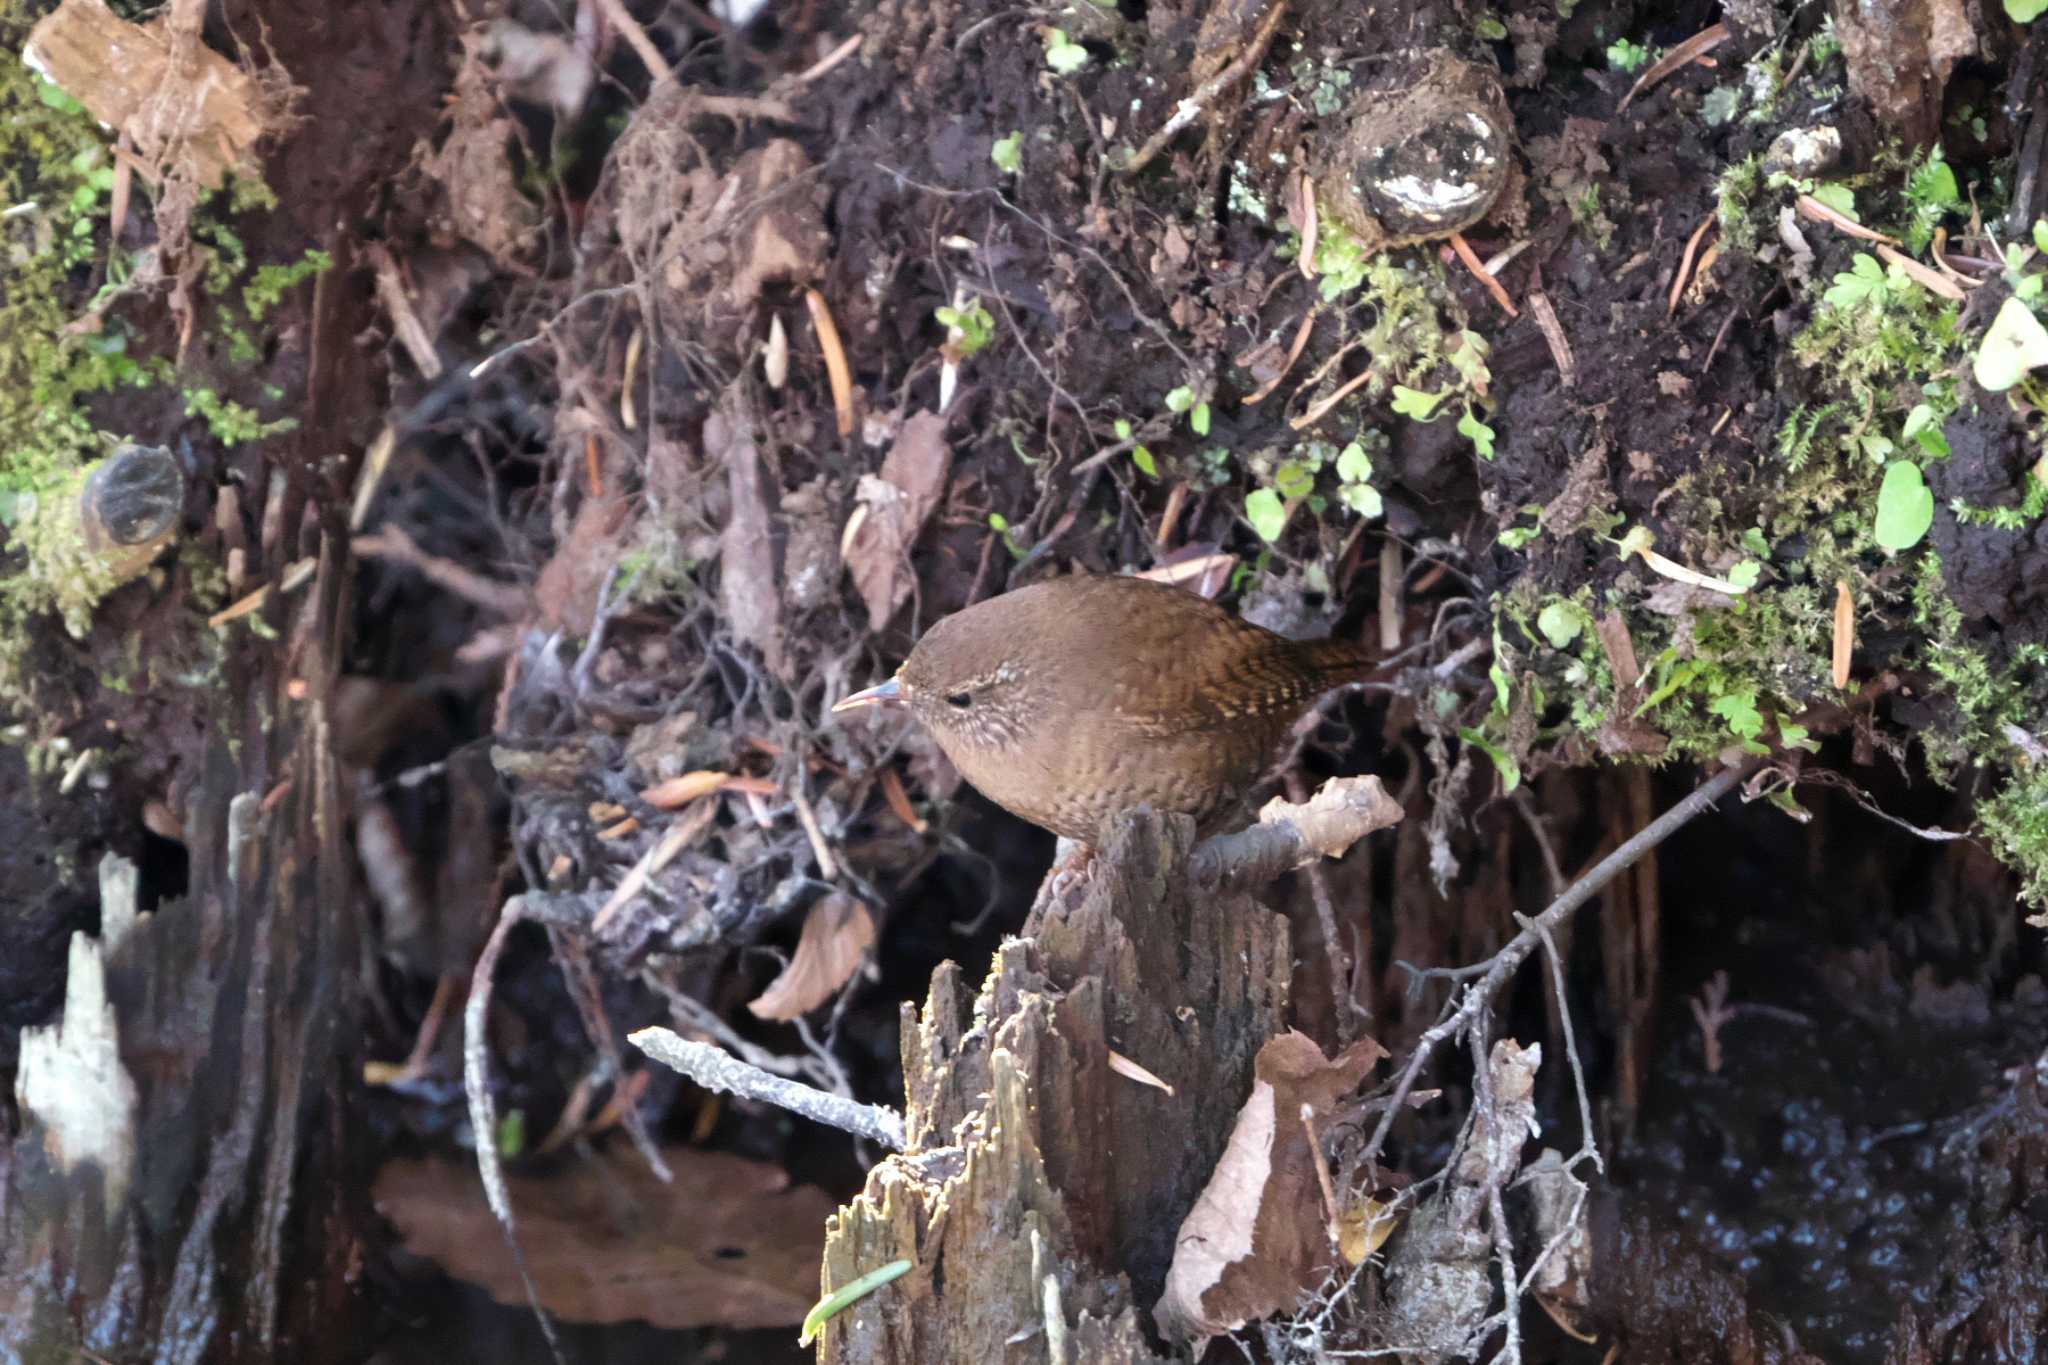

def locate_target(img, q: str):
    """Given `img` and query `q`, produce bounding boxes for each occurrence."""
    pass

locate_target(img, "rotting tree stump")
[0,552,360,1364]
[818,807,1300,1362]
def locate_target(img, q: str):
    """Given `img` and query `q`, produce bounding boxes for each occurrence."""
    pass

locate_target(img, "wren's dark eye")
[946,691,973,709]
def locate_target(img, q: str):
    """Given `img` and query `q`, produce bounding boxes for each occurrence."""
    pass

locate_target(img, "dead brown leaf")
[533,488,636,636]
[1156,1031,1388,1343]
[710,399,789,676]
[844,411,951,632]
[373,1145,832,1329]
[747,892,876,1020]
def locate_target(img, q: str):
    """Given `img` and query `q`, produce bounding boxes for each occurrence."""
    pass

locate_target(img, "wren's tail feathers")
[1297,635,1378,685]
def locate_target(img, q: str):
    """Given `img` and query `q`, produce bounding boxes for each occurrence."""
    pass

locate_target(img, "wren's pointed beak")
[832,676,904,713]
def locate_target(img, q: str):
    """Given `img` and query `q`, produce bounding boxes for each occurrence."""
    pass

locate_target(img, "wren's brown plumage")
[833,574,1372,844]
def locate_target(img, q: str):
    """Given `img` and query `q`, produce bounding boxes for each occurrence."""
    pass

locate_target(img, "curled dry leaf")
[641,769,730,809]
[748,892,876,1021]
[533,487,635,635]
[843,411,952,632]
[1521,1149,1595,1340]
[711,399,789,676]
[1155,1030,1388,1344]
[373,1145,833,1329]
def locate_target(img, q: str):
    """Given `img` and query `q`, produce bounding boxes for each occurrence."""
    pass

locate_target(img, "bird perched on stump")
[833,574,1373,844]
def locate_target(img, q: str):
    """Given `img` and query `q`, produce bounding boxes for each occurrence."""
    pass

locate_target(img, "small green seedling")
[1606,37,1653,72]
[1044,29,1089,74]
[2008,0,2048,22]
[1165,384,1211,434]
[991,131,1023,174]
[935,301,996,359]
[1245,486,1288,542]
[800,1260,914,1346]
[1334,440,1381,517]
[1458,726,1521,792]
[1113,418,1157,476]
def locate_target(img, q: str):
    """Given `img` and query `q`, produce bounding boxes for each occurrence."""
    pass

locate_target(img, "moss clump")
[0,56,152,502]
[1978,768,2048,923]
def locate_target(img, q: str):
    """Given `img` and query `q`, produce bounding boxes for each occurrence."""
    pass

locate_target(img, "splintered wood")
[25,0,268,188]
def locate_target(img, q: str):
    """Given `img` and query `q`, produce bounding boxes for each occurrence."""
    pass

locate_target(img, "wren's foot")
[1033,838,1100,910]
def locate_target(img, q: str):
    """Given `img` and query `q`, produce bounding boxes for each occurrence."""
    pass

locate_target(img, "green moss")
[0,59,150,499]
[1978,768,2048,920]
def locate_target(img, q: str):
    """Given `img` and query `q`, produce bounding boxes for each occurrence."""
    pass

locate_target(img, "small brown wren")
[833,573,1372,844]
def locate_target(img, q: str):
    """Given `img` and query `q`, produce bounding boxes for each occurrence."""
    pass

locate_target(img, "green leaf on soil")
[1458,726,1522,792]
[1974,297,2048,391]
[1390,385,1447,420]
[1044,30,1089,74]
[1245,487,1288,542]
[1874,460,1934,552]
[1457,406,1497,458]
[991,131,1022,174]
[1536,601,1584,649]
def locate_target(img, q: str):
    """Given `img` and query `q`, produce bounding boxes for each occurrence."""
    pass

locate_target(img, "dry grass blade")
[1796,193,1901,246]
[1296,170,1319,282]
[1289,364,1375,430]
[1618,23,1729,112]
[1450,231,1518,317]
[1875,244,1966,301]
[1246,308,1317,405]
[805,286,857,436]
[1668,216,1714,316]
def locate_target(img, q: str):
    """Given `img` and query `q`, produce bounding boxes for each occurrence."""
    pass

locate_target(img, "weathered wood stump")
[818,793,1378,1362]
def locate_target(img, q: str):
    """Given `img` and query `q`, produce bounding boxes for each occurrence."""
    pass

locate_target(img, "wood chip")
[642,770,732,809]
[1108,1049,1175,1094]
[1832,580,1854,690]
[1527,290,1576,388]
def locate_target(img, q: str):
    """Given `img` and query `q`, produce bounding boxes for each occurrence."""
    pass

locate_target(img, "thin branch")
[1360,760,1754,1172]
[631,1026,907,1149]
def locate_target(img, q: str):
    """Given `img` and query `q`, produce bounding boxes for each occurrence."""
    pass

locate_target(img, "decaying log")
[0,552,362,1364]
[817,778,1402,1361]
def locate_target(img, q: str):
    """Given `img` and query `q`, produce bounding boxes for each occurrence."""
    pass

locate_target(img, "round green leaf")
[1873,460,1934,552]
[1245,487,1288,543]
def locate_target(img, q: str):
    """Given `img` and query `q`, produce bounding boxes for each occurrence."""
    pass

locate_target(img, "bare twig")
[1617,23,1729,112]
[1187,775,1405,891]
[631,1026,906,1148]
[1364,761,1755,1172]
[1123,1,1290,174]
